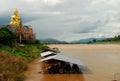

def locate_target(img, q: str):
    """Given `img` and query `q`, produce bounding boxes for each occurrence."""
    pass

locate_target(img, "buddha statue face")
[14,8,18,16]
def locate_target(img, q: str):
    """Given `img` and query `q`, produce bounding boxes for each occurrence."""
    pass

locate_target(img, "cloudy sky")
[0,0,120,42]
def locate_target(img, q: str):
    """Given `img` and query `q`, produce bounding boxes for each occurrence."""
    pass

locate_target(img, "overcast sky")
[0,0,120,42]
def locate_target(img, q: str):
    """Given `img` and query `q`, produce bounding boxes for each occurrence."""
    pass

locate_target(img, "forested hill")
[94,35,120,44]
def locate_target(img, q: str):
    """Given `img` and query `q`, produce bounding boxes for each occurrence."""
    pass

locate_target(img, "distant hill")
[40,38,68,44]
[40,38,108,44]
[71,38,107,44]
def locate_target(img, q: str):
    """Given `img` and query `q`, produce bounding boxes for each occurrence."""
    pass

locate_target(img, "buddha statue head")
[14,8,18,16]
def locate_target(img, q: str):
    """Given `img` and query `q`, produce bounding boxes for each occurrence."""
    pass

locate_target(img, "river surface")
[25,44,120,81]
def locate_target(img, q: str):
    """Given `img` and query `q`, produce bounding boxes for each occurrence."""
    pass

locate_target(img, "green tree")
[93,39,96,43]
[118,35,120,40]
[0,27,16,45]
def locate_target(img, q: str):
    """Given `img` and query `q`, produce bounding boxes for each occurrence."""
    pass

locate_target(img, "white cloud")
[31,11,64,15]
[107,22,120,28]
[112,30,120,36]
[25,0,38,2]
[1,0,120,41]
[41,0,64,5]
[98,34,105,38]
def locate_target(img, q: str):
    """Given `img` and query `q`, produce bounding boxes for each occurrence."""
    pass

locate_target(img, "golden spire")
[9,8,21,27]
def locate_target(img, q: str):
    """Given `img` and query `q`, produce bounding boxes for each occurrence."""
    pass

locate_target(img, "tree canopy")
[0,27,16,45]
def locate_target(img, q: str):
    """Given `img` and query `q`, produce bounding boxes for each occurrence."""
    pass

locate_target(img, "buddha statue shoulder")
[9,8,21,27]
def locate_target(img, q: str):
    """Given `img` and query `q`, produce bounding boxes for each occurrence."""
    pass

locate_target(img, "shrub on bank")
[0,51,27,81]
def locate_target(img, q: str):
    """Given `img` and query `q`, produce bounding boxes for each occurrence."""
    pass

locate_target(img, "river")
[25,44,120,81]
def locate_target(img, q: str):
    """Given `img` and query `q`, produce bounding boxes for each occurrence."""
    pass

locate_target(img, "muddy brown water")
[25,44,120,81]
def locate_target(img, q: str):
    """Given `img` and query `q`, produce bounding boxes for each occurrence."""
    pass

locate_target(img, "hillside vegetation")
[94,35,120,44]
[0,26,48,81]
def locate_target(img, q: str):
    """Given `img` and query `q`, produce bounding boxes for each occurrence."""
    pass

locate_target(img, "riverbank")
[0,43,48,81]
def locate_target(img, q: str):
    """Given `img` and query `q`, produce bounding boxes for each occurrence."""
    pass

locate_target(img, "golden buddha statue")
[9,8,21,27]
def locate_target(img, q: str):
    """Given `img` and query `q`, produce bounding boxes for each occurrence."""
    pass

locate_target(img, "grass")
[0,43,48,61]
[0,43,48,81]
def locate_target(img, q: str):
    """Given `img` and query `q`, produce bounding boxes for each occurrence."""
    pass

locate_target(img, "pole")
[20,33,21,43]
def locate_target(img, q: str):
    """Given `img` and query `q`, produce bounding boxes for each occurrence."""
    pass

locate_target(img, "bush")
[14,74,25,81]
[0,44,3,48]
[0,27,16,46]
[0,51,28,81]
